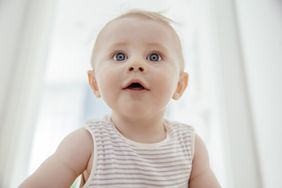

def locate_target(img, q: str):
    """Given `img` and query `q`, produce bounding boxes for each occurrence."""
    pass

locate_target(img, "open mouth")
[123,82,149,91]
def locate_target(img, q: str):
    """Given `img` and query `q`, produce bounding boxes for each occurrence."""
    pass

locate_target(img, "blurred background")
[0,0,281,187]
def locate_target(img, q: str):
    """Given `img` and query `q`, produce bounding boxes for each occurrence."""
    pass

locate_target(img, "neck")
[110,112,167,143]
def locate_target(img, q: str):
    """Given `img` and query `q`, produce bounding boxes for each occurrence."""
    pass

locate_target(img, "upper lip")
[122,79,149,90]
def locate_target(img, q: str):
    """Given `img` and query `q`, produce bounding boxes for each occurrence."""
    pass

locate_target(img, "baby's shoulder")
[57,128,93,155]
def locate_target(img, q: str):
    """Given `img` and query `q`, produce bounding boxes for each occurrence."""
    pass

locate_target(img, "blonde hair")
[91,10,185,71]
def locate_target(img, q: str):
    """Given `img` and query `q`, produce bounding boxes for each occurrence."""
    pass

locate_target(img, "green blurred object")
[71,176,81,188]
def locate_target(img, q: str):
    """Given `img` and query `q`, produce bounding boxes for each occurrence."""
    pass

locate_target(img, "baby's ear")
[87,70,101,98]
[172,72,189,100]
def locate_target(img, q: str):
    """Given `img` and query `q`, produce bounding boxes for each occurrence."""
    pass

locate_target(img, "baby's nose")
[127,60,146,72]
[128,66,144,72]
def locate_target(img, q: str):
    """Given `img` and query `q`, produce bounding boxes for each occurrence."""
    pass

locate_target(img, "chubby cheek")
[151,73,178,105]
[95,69,120,102]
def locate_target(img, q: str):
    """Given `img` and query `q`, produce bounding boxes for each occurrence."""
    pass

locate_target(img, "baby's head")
[88,10,188,117]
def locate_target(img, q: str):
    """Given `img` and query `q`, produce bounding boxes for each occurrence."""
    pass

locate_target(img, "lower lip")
[123,88,149,92]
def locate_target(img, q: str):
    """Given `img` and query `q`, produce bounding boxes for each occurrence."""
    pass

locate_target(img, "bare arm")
[19,128,93,188]
[189,134,221,188]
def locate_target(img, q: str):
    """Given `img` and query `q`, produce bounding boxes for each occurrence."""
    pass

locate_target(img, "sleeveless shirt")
[82,117,195,188]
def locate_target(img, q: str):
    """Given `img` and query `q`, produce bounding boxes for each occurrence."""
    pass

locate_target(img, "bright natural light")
[2,0,281,187]
[28,0,226,187]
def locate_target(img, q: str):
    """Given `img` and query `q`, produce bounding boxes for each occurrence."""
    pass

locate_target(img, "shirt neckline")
[104,115,171,149]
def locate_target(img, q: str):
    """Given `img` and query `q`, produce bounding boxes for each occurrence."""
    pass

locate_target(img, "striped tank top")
[83,117,195,188]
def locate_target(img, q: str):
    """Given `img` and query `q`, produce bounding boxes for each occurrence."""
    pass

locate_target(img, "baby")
[20,10,220,188]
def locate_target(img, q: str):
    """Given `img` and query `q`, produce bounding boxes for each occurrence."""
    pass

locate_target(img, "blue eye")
[113,52,127,61]
[147,52,161,62]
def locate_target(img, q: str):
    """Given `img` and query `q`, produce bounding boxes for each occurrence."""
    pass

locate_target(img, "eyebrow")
[107,42,169,53]
[107,42,128,49]
[146,43,169,52]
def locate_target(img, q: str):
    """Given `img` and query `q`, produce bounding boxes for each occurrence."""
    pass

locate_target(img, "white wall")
[210,0,282,187]
[0,0,31,186]
[235,0,282,187]
[0,0,56,187]
[210,0,263,187]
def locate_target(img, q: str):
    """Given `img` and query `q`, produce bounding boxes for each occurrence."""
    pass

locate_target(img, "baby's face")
[89,16,188,118]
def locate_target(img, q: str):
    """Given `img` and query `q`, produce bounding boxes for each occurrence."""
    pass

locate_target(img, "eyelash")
[146,51,163,61]
[111,51,164,62]
[112,51,128,61]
